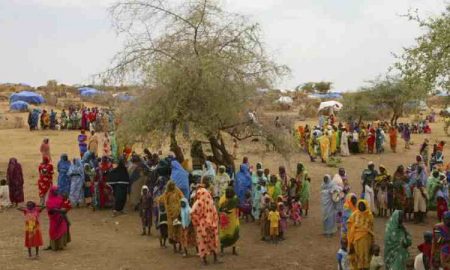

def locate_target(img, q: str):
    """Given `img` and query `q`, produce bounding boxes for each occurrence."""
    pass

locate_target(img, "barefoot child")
[289,198,302,225]
[240,191,253,222]
[157,203,168,248]
[278,202,288,240]
[337,238,349,270]
[369,244,384,270]
[139,185,153,235]
[267,203,280,244]
[180,197,196,257]
[0,179,11,210]
[260,194,271,241]
[18,201,44,258]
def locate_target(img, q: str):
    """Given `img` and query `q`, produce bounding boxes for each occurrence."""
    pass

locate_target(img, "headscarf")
[204,160,216,178]
[68,158,84,178]
[46,186,68,240]
[7,158,23,186]
[107,158,130,184]
[343,193,357,212]
[180,197,191,229]
[141,185,149,196]
[57,154,71,173]
[384,210,412,269]
[170,160,190,199]
[235,164,252,203]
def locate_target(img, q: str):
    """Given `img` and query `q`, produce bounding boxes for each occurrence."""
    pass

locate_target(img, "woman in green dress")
[219,187,239,255]
[384,210,412,269]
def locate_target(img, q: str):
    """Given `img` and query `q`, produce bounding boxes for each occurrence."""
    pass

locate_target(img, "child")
[260,194,271,241]
[172,218,182,253]
[289,198,302,225]
[300,177,311,216]
[140,185,153,236]
[369,244,384,270]
[17,201,44,258]
[156,203,168,248]
[240,191,253,222]
[180,197,196,257]
[267,203,280,244]
[278,202,288,240]
[377,182,388,217]
[337,238,349,270]
[83,164,94,207]
[415,231,432,270]
[0,179,11,210]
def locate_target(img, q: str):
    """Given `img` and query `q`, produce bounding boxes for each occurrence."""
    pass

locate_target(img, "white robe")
[0,186,11,207]
[363,185,376,213]
[340,131,350,156]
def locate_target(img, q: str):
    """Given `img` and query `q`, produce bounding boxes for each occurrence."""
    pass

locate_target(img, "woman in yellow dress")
[319,133,330,163]
[347,199,374,270]
[158,181,184,252]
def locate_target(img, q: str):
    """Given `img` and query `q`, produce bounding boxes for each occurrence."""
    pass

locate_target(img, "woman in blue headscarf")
[235,164,252,204]
[170,159,190,199]
[68,158,85,206]
[57,154,71,195]
[320,174,339,237]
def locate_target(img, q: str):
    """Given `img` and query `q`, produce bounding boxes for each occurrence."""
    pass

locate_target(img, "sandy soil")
[0,105,448,270]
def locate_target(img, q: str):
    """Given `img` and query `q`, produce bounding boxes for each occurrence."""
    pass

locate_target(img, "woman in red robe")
[92,156,113,209]
[38,156,54,205]
[7,158,24,206]
[367,128,376,154]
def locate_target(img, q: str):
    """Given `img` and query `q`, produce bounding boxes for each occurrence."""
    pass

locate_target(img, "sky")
[0,0,448,91]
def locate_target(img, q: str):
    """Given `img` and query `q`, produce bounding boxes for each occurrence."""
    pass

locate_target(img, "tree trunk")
[170,121,184,163]
[208,133,235,172]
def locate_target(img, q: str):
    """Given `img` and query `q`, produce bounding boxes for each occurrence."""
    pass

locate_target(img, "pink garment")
[46,187,68,240]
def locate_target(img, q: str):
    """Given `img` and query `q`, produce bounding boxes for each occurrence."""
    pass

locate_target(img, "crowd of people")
[27,106,115,132]
[295,119,433,163]
[322,142,450,269]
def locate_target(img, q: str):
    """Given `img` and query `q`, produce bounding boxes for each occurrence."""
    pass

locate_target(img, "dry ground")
[0,103,448,270]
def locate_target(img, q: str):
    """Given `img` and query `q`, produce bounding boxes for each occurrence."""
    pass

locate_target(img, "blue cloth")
[57,154,71,195]
[9,101,29,111]
[9,91,45,104]
[68,159,85,204]
[321,176,339,234]
[78,87,104,97]
[180,197,191,229]
[235,164,252,203]
[203,160,216,178]
[170,160,190,199]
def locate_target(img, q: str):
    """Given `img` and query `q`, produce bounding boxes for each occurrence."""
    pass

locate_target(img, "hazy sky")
[0,0,447,91]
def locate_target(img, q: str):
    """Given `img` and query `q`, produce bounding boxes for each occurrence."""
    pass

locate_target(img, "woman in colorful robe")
[219,187,239,255]
[159,181,184,245]
[170,159,190,199]
[340,128,350,156]
[68,159,85,206]
[321,175,339,236]
[367,128,376,154]
[46,187,71,251]
[57,154,71,195]
[359,128,368,153]
[393,165,407,210]
[7,158,24,206]
[431,211,450,269]
[38,156,54,205]
[191,184,220,265]
[341,193,357,240]
[94,156,113,209]
[319,134,330,162]
[384,210,412,269]
[389,126,398,153]
[347,199,374,270]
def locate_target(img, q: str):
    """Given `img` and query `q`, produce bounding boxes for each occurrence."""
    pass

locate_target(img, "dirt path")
[0,119,447,269]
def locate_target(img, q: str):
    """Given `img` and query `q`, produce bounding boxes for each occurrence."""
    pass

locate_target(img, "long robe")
[219,195,240,248]
[6,158,24,204]
[340,131,350,156]
[341,193,357,240]
[320,178,339,234]
[299,180,311,210]
[159,186,184,243]
[170,160,190,199]
[88,134,99,156]
[384,210,412,269]
[427,175,441,211]
[235,164,252,204]
[432,218,450,269]
[57,155,71,195]
[319,135,330,162]
[213,169,231,199]
[46,187,70,250]
[77,133,88,157]
[347,200,374,269]
[191,187,219,257]
[107,161,130,212]
[38,157,54,198]
[68,159,85,204]
[389,128,398,152]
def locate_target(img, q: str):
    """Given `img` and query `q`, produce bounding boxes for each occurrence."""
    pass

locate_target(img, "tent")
[318,100,343,112]
[10,101,29,111]
[308,92,343,99]
[9,91,45,104]
[276,96,293,104]
[79,87,105,97]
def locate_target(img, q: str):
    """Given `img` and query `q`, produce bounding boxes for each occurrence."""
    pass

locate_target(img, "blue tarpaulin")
[115,93,136,102]
[10,101,29,111]
[309,92,343,99]
[9,91,45,104]
[78,87,104,97]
